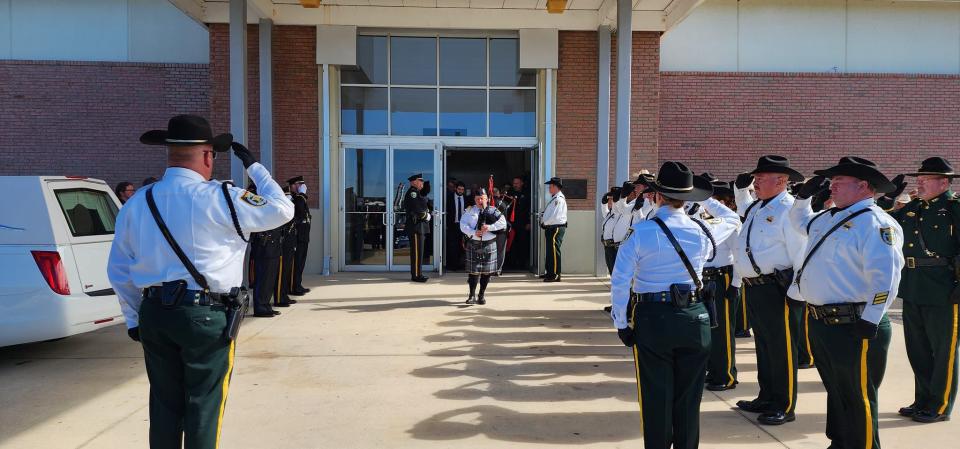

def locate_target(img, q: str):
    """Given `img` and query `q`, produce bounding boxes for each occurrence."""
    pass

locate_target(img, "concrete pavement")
[0,273,955,448]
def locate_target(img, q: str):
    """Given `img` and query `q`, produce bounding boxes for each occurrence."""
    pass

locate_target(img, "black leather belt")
[602,239,620,248]
[702,265,733,281]
[143,286,228,306]
[905,256,951,269]
[543,224,567,229]
[631,290,701,305]
[741,272,779,287]
[807,302,865,325]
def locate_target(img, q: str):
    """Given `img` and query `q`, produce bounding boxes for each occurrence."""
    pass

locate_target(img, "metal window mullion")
[436,36,440,137]
[486,37,491,138]
[387,33,392,136]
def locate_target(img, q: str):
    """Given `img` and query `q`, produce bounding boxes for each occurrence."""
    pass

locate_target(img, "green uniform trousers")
[736,286,751,333]
[705,271,739,387]
[810,314,891,449]
[745,283,800,413]
[544,227,564,278]
[630,301,711,449]
[139,298,236,449]
[904,301,960,416]
[796,305,815,367]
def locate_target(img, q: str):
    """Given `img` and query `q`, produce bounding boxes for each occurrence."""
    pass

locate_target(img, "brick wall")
[659,72,960,183]
[208,24,319,207]
[556,31,661,211]
[0,60,210,188]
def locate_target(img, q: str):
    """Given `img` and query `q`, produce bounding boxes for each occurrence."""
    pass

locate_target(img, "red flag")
[488,175,495,208]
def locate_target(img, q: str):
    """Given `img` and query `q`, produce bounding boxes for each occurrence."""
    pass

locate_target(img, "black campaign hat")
[700,172,733,196]
[907,157,960,178]
[649,162,713,202]
[287,175,304,184]
[408,173,424,182]
[544,177,563,188]
[749,155,804,183]
[814,156,895,194]
[140,115,232,153]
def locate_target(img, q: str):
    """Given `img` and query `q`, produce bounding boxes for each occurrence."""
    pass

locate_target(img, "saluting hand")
[797,175,830,200]
[884,174,907,200]
[734,173,755,189]
[230,142,258,168]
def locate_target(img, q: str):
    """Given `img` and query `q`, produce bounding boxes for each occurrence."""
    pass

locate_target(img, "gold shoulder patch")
[766,216,775,223]
[707,218,722,224]
[906,211,916,217]
[873,292,889,305]
[879,227,893,245]
[241,191,267,207]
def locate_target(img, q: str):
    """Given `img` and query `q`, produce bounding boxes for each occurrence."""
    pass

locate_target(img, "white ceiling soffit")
[192,0,712,32]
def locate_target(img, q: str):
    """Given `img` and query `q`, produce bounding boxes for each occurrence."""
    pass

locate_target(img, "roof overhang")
[169,0,710,32]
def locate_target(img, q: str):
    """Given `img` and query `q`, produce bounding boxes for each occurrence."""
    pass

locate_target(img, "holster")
[223,287,249,341]
[160,280,187,308]
[670,283,693,308]
[701,281,720,329]
[774,267,794,296]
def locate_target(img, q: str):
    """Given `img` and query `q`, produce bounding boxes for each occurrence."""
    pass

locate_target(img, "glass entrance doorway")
[341,146,441,271]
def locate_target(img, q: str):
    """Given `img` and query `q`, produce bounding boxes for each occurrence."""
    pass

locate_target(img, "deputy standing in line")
[541,177,567,282]
[700,173,743,392]
[788,157,904,448]
[288,176,311,296]
[883,157,960,423]
[275,188,298,308]
[732,155,807,426]
[611,162,740,449]
[405,173,431,283]
[735,180,756,338]
[107,115,294,449]
[247,184,282,318]
[601,185,623,274]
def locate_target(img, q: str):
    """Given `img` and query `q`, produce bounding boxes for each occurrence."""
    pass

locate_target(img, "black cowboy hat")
[633,172,656,186]
[749,155,804,183]
[544,177,563,188]
[649,162,713,202]
[287,175,304,185]
[814,156,895,194]
[140,114,232,152]
[906,157,960,178]
[408,173,424,182]
[700,172,734,196]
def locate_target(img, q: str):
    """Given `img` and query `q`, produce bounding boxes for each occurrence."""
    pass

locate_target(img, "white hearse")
[0,176,123,347]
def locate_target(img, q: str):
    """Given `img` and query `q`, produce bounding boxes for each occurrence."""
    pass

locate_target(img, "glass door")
[342,148,389,270]
[390,147,440,272]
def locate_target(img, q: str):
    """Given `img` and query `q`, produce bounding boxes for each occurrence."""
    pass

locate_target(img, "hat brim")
[750,166,804,183]
[711,183,734,196]
[139,130,233,153]
[545,181,563,188]
[905,171,960,178]
[651,176,714,202]
[814,164,896,194]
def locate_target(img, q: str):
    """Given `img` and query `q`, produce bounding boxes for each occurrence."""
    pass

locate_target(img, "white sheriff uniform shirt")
[610,199,741,329]
[788,197,905,325]
[107,163,295,329]
[734,188,808,298]
[542,191,568,226]
[613,198,654,243]
[699,201,742,269]
[459,206,507,241]
[601,199,622,241]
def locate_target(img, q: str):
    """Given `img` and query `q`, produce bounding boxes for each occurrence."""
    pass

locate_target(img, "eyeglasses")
[203,150,218,160]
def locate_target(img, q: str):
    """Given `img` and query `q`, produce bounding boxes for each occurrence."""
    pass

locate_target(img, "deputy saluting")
[611,162,740,449]
[540,177,567,282]
[107,115,294,449]
[789,157,904,449]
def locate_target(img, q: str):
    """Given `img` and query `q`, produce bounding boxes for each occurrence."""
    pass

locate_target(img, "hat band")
[166,138,209,143]
[915,171,955,176]
[655,180,693,191]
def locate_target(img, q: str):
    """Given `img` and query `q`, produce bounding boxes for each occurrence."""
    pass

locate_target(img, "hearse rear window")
[55,189,119,237]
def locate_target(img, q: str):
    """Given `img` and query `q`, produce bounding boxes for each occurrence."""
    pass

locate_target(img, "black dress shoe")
[735,330,752,338]
[477,295,486,305]
[275,302,291,308]
[538,274,547,279]
[736,399,770,413]
[757,411,795,425]
[706,382,737,391]
[603,305,613,313]
[898,404,917,417]
[253,311,276,318]
[288,290,306,296]
[287,299,298,305]
[912,410,950,423]
[466,295,477,305]
[543,276,560,283]
[296,287,310,294]
[799,363,815,369]
[412,276,429,283]
[272,310,281,315]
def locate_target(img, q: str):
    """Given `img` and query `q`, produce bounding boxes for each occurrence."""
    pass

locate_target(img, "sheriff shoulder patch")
[410,191,417,198]
[879,227,894,245]
[873,292,889,305]
[240,191,267,207]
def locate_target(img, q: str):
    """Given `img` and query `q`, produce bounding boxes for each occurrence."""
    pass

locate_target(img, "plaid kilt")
[465,238,498,274]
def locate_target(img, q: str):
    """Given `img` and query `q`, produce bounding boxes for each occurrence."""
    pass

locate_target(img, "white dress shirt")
[107,163,294,328]
[453,194,465,223]
[788,197,905,325]
[460,206,507,241]
[601,200,622,240]
[542,192,568,226]
[698,199,742,269]
[612,198,653,243]
[733,188,808,285]
[610,200,741,329]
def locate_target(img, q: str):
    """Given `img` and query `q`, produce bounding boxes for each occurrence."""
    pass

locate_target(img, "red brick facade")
[659,71,960,183]
[0,60,211,187]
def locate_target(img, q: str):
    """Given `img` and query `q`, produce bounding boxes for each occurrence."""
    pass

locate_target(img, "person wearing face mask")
[108,115,294,448]
[460,188,507,305]
[287,176,312,296]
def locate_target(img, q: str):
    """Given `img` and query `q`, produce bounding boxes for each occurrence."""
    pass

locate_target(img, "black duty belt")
[631,290,701,305]
[905,256,951,269]
[543,224,567,229]
[143,286,229,306]
[602,239,620,248]
[741,272,779,287]
[807,302,865,325]
[702,265,733,281]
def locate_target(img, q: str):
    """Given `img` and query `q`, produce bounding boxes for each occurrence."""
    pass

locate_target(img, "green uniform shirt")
[888,191,960,305]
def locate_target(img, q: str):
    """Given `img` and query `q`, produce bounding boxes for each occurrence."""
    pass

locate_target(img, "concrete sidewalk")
[0,273,955,448]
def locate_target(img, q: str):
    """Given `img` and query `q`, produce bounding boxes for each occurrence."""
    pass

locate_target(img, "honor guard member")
[883,157,960,423]
[733,180,755,338]
[612,177,657,251]
[700,173,744,392]
[107,115,294,449]
[405,173,431,282]
[460,188,507,304]
[287,176,312,295]
[247,184,283,318]
[732,155,808,425]
[601,185,624,274]
[611,162,740,449]
[789,157,904,448]
[275,188,298,308]
[541,177,568,282]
